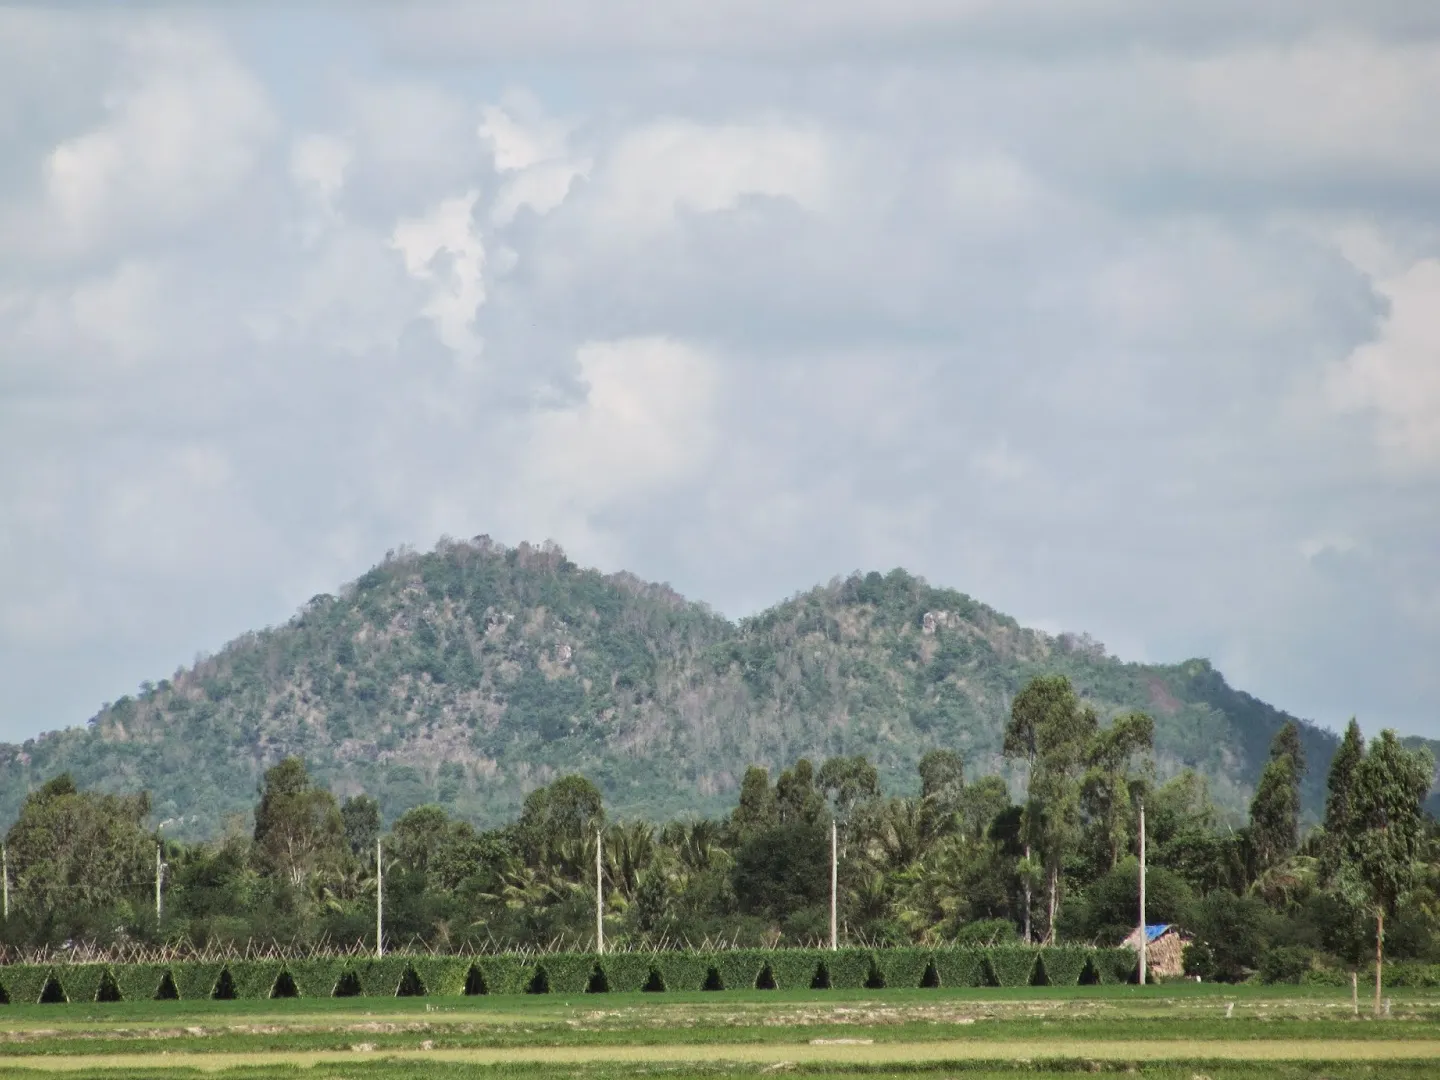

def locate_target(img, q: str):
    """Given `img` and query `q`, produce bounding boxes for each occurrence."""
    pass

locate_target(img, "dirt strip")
[2,1039,1439,1072]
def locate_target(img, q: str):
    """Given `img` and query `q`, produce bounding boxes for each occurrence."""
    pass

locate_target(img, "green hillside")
[0,536,1393,835]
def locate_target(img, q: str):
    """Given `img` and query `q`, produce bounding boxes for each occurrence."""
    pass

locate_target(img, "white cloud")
[480,98,590,226]
[2,260,170,369]
[587,118,831,235]
[479,95,572,172]
[350,79,473,172]
[5,6,1440,748]
[493,160,589,226]
[1326,258,1440,468]
[291,133,353,244]
[1171,39,1440,178]
[390,190,487,359]
[514,336,718,541]
[40,23,273,254]
[376,1,1440,58]
[970,441,1032,484]
[1299,534,1359,560]
[942,153,1053,232]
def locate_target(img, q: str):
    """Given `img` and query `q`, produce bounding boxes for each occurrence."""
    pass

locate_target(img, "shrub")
[1095,948,1138,985]
[1,965,53,1004]
[536,952,596,996]
[932,947,987,988]
[871,946,931,989]
[347,957,411,997]
[284,958,349,998]
[473,954,536,996]
[1299,965,1350,987]
[408,956,472,997]
[24,944,1175,1001]
[52,964,108,1004]
[764,949,824,990]
[1190,890,1268,982]
[824,948,875,990]
[1036,947,1091,987]
[650,951,713,992]
[1258,946,1315,985]
[597,952,654,993]
[172,962,226,1001]
[113,964,172,1002]
[1385,962,1440,988]
[709,949,766,991]
[953,919,1019,946]
[984,946,1038,987]
[1182,942,1215,981]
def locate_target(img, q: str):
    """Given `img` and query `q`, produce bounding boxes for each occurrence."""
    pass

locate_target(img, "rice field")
[1,984,1437,1079]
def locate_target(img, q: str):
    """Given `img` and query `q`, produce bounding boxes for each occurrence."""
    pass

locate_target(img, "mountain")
[0,536,1424,837]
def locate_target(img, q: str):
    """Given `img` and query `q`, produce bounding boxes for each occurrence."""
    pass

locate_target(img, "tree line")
[2,676,1433,990]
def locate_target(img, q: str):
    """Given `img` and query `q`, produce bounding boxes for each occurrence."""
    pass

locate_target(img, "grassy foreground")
[1,985,1438,1078]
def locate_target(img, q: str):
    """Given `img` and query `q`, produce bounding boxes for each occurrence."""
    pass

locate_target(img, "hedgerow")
[0,944,1148,1002]
[710,949,766,991]
[284,958,349,998]
[0,964,53,1004]
[225,960,283,1000]
[824,947,875,989]
[349,957,412,997]
[50,964,107,1004]
[596,952,654,992]
[535,952,594,995]
[1095,946,1138,984]
[472,954,536,995]
[763,949,824,989]
[408,956,471,997]
[649,951,712,991]
[984,946,1038,986]
[872,946,930,989]
[113,963,172,1002]
[172,962,226,1001]
[1036,947,1092,987]
[933,947,987,988]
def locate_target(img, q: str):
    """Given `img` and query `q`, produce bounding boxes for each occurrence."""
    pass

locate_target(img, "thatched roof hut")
[1121,924,1191,980]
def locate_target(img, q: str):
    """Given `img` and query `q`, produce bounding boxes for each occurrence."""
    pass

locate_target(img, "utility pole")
[375,836,384,959]
[595,828,605,955]
[829,819,838,951]
[1138,798,1147,987]
[155,843,165,923]
[2,845,9,922]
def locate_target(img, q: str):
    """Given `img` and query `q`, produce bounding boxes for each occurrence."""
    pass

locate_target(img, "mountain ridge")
[2,534,1429,836]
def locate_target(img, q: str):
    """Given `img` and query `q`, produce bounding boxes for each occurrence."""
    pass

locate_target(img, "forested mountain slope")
[0,536,1406,836]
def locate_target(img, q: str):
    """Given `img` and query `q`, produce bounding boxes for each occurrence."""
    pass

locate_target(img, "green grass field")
[2,985,1437,1079]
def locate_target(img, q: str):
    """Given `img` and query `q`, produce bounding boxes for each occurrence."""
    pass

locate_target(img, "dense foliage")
[2,537,1395,838]
[4,691,1435,994]
[0,943,1138,1004]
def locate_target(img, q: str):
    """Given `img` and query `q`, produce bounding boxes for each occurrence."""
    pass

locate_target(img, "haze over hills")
[0,536,1427,836]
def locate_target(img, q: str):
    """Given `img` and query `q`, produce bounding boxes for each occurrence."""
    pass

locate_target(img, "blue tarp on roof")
[1144,924,1172,942]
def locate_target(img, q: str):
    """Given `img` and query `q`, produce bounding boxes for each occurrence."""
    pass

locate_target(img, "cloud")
[391,190,488,360]
[480,96,590,225]
[37,23,273,256]
[291,133,353,244]
[1166,40,1440,180]
[1326,258,1440,468]
[376,1,1440,59]
[2,259,170,370]
[514,336,719,538]
[479,93,573,173]
[4,4,1440,750]
[587,119,831,236]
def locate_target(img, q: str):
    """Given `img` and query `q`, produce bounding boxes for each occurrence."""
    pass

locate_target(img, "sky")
[2,2,1439,745]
